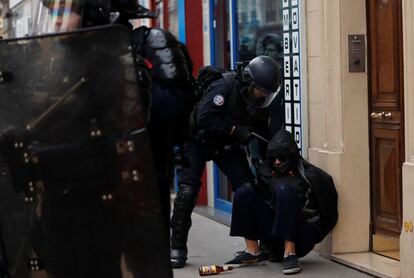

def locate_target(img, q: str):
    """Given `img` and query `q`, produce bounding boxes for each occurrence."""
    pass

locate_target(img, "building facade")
[184,1,413,277]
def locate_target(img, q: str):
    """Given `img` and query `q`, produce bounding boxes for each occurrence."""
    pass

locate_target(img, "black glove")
[231,126,251,145]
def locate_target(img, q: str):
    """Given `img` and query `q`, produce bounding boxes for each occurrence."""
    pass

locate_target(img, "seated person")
[225,129,338,275]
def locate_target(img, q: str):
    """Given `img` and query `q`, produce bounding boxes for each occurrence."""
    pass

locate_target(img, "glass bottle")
[199,265,233,276]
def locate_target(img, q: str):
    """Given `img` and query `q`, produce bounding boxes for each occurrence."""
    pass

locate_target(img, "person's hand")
[231,126,251,145]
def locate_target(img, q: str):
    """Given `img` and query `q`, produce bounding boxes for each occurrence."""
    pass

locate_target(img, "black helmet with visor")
[241,55,281,108]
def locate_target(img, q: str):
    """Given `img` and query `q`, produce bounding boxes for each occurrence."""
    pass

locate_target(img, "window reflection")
[214,0,285,205]
[236,0,283,66]
[213,0,231,69]
[168,0,179,38]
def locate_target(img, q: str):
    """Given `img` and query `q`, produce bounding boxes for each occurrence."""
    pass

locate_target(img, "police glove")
[231,126,251,145]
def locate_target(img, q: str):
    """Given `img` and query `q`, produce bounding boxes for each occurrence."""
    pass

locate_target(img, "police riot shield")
[0,25,171,278]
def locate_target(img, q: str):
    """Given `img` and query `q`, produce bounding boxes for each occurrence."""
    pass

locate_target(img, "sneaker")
[282,255,301,275]
[224,250,267,267]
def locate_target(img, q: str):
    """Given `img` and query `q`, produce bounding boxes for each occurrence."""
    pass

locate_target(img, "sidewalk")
[173,212,373,278]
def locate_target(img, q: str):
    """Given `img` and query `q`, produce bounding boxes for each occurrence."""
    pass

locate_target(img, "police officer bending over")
[226,129,338,275]
[170,55,281,268]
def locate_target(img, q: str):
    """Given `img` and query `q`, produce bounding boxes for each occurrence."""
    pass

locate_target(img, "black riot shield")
[0,25,171,278]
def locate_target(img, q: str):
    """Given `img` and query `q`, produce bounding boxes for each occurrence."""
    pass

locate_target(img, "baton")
[250,132,269,143]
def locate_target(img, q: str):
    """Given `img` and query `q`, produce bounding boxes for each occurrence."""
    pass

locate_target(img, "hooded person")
[226,129,338,275]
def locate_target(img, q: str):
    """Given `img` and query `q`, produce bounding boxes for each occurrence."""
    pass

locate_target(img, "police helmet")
[242,55,281,108]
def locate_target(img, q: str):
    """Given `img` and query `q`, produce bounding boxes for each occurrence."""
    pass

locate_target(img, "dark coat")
[257,129,338,244]
[302,161,338,243]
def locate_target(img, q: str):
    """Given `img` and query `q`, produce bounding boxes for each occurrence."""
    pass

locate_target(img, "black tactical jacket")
[194,72,271,147]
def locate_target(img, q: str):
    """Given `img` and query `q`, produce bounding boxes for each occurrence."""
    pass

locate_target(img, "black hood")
[267,129,299,158]
[266,129,300,175]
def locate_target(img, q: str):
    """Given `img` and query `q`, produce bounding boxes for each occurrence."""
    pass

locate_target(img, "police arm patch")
[213,94,225,106]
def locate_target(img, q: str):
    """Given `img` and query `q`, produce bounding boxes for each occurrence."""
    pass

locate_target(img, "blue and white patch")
[213,94,225,106]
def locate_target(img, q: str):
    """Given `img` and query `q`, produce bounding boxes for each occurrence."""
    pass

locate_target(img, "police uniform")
[132,27,195,235]
[170,71,281,267]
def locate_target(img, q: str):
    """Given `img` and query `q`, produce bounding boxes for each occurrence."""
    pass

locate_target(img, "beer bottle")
[199,265,233,276]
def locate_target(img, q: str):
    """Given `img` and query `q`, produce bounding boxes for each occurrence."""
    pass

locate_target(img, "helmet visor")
[246,84,281,109]
[33,0,84,35]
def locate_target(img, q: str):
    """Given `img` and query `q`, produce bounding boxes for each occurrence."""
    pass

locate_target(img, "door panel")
[371,127,402,236]
[367,0,404,255]
[370,0,402,109]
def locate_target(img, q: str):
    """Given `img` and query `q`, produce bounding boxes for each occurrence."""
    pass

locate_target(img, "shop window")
[155,0,164,29]
[236,0,282,65]
[209,0,232,211]
[10,2,32,38]
[212,0,231,69]
[168,0,179,38]
[131,0,151,29]
[213,0,306,211]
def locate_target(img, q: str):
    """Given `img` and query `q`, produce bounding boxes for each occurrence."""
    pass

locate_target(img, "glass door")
[210,0,232,212]
[210,0,304,213]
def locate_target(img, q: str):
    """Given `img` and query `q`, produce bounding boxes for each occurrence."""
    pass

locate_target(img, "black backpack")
[195,62,250,102]
[302,162,338,243]
[195,66,225,102]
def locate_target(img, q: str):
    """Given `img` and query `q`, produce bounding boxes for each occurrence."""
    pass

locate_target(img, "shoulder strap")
[297,159,312,189]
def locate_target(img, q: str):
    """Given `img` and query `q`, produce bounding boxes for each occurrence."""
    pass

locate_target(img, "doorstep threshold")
[331,252,400,278]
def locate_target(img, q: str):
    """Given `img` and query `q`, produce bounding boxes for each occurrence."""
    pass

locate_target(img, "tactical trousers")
[230,183,316,258]
[171,140,254,249]
[149,81,188,241]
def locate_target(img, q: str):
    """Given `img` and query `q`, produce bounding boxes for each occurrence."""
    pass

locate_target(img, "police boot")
[170,184,199,268]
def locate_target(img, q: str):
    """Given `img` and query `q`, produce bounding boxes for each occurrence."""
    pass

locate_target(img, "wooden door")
[367,0,404,249]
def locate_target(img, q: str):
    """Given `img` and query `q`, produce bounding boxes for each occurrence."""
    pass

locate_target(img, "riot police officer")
[0,0,193,277]
[131,26,196,235]
[170,55,282,268]
[40,0,196,247]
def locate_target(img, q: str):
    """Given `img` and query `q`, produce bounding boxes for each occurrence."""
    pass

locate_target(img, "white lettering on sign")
[283,0,304,154]
[292,8,299,30]
[285,104,292,124]
[285,80,291,101]
[283,9,290,31]
[292,31,299,53]
[294,127,302,148]
[294,103,301,125]
[293,55,300,77]
[283,33,290,54]
[284,56,291,78]
[293,79,300,101]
